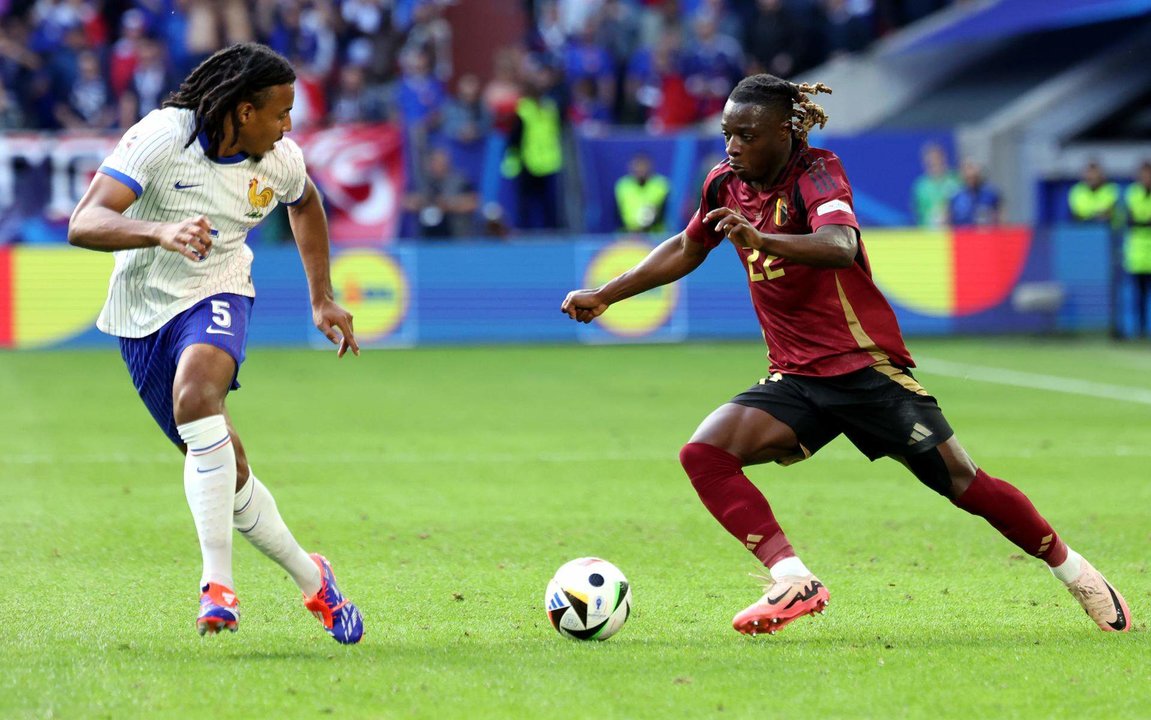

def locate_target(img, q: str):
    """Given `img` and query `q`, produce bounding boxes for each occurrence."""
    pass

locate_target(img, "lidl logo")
[584,239,679,337]
[331,250,409,340]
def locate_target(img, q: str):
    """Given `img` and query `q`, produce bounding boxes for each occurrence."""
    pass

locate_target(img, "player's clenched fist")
[159,215,213,261]
[561,289,609,324]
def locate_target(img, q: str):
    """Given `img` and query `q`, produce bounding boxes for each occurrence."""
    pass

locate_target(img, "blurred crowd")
[0,0,957,239]
[0,0,457,131]
[0,0,956,133]
[523,0,954,133]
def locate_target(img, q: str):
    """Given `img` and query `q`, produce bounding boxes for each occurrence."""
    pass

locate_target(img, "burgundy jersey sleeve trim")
[798,151,860,233]
[686,168,734,247]
[705,170,731,212]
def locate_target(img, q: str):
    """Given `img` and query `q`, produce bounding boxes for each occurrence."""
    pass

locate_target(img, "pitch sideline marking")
[916,357,1151,406]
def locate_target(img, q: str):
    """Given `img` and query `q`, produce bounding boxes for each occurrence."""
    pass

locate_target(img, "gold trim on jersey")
[834,275,928,396]
[835,275,887,362]
[871,360,928,396]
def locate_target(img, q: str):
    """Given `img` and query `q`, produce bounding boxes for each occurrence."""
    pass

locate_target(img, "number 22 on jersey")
[746,250,785,282]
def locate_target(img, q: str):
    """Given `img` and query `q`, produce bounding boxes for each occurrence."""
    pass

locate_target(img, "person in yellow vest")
[1068,160,1119,222]
[1123,160,1151,337]
[615,152,670,233]
[502,66,564,230]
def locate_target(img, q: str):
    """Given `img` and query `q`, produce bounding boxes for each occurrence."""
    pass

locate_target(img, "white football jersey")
[95,107,307,337]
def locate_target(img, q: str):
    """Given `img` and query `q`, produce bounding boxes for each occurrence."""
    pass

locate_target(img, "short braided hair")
[164,43,296,159]
[728,74,832,143]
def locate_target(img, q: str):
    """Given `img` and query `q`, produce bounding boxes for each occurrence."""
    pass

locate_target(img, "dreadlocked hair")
[164,43,296,159]
[728,74,832,143]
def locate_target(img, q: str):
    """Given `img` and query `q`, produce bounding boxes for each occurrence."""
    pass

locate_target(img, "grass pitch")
[1,338,1147,719]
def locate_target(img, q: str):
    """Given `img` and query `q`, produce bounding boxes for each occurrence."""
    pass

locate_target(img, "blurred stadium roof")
[892,0,1151,54]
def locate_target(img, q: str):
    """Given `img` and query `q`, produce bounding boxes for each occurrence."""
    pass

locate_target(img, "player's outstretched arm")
[705,206,858,268]
[287,176,359,358]
[561,231,708,324]
[68,174,212,261]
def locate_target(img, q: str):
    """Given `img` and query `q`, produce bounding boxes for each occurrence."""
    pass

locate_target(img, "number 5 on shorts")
[210,300,232,328]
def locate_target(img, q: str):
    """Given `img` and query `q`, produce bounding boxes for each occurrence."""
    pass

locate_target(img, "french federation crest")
[246,178,275,218]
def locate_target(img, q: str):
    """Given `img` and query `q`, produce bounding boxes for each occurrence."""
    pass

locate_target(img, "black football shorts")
[730,360,954,464]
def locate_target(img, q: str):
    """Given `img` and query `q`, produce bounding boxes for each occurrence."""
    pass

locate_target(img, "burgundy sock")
[951,469,1068,566]
[679,442,794,567]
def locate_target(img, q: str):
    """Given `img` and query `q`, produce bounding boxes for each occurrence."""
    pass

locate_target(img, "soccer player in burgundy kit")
[561,74,1131,635]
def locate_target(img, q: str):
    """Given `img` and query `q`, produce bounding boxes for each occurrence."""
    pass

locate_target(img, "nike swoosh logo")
[1105,584,1128,630]
[767,580,825,607]
[197,464,225,474]
[174,181,202,189]
[205,327,234,336]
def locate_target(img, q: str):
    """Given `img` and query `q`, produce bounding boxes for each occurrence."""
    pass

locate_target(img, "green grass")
[1,337,1147,719]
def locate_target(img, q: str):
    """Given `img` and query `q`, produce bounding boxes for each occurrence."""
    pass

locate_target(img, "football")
[544,557,632,641]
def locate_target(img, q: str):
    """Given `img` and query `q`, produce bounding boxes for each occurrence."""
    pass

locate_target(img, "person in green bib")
[615,152,670,233]
[911,143,960,228]
[1068,160,1119,223]
[502,67,564,230]
[1123,161,1151,336]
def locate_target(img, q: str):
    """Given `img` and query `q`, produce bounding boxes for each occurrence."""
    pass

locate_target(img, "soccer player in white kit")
[67,43,364,643]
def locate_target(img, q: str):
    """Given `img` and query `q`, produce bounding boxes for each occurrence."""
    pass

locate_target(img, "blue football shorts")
[118,293,254,447]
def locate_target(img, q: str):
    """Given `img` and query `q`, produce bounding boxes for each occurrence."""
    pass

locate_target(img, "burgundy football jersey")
[685,145,914,377]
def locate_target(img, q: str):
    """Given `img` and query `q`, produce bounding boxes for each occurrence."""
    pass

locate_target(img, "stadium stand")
[0,0,1148,241]
[0,0,957,242]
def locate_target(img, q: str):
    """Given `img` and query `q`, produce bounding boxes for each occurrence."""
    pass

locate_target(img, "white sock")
[179,415,236,590]
[770,556,812,581]
[1050,548,1084,584]
[233,472,322,596]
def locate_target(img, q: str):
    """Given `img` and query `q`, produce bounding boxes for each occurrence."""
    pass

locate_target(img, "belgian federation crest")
[774,196,789,227]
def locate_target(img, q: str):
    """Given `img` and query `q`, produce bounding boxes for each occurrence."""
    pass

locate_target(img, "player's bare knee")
[172,383,224,425]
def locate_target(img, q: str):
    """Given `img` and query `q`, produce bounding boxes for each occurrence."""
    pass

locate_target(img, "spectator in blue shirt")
[621,29,684,125]
[267,3,323,73]
[682,13,742,118]
[126,37,178,118]
[397,47,446,127]
[949,160,1001,227]
[563,21,615,113]
[329,63,389,124]
[443,73,490,145]
[55,49,113,130]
